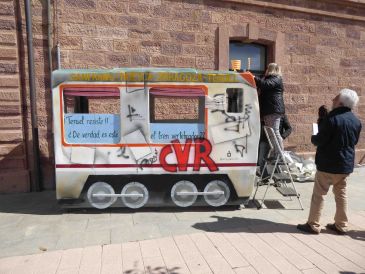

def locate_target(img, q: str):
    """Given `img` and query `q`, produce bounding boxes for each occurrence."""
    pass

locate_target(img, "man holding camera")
[297,89,362,235]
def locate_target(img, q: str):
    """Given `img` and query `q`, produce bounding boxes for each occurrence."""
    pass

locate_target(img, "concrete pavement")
[0,168,364,273]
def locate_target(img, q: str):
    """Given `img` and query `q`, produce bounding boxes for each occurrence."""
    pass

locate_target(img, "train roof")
[52,68,254,88]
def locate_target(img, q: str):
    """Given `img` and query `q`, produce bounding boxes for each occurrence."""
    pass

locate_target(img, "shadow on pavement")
[347,229,365,242]
[193,215,299,233]
[192,215,365,242]
[0,191,63,215]
[0,190,241,215]
[1,191,363,244]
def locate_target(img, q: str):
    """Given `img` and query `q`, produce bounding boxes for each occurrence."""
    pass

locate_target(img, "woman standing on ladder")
[255,63,286,151]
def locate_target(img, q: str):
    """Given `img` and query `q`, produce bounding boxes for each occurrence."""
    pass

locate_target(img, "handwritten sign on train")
[64,114,120,144]
[150,124,205,143]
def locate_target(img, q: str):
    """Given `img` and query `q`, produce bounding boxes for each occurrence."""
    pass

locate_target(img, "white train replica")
[52,68,260,209]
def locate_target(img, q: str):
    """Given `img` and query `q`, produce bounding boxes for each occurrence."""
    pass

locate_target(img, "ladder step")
[276,186,298,197]
[273,173,291,180]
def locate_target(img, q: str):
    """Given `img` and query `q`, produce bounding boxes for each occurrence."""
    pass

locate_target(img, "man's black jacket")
[255,75,285,116]
[312,107,362,174]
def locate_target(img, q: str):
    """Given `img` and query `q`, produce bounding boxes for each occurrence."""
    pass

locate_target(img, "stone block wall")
[0,0,364,191]
[0,0,30,192]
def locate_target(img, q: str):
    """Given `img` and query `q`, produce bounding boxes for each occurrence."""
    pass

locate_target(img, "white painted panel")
[121,86,149,140]
[210,120,251,144]
[123,129,152,160]
[70,146,95,164]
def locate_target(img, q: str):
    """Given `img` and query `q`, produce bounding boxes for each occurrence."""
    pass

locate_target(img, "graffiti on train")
[160,138,218,172]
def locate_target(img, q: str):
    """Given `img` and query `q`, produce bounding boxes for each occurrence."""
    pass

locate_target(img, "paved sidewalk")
[0,168,364,273]
[1,220,365,274]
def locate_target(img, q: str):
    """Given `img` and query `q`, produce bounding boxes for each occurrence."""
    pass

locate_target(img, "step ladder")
[253,126,304,210]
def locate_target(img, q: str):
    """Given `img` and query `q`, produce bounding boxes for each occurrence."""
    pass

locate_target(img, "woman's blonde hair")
[266,63,282,76]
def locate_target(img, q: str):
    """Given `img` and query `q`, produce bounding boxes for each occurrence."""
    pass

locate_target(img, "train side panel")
[53,77,260,207]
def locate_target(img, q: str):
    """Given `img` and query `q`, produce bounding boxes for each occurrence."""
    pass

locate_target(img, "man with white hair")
[297,89,362,235]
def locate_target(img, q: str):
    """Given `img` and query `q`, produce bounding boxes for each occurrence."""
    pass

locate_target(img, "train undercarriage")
[58,174,248,209]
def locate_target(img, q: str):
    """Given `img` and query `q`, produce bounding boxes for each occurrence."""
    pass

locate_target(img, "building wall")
[0,0,364,192]
[0,0,30,192]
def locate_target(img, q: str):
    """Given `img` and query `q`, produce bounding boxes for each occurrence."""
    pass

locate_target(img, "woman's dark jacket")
[255,75,285,116]
[312,107,362,174]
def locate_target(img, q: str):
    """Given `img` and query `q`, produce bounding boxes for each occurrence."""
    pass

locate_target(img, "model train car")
[52,68,260,209]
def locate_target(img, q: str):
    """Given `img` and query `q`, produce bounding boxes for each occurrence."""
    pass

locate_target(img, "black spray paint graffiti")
[116,147,130,159]
[126,88,145,94]
[138,149,158,170]
[211,100,253,157]
[113,145,158,170]
[224,105,252,156]
[126,73,148,94]
[223,104,252,126]
[210,93,252,123]
[126,104,142,122]
[206,93,225,111]
[233,139,247,157]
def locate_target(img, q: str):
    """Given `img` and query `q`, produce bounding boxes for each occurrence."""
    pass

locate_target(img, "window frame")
[63,88,121,114]
[228,41,268,77]
[149,92,205,124]
[58,84,209,147]
[60,85,122,146]
[148,86,208,144]
[225,88,244,114]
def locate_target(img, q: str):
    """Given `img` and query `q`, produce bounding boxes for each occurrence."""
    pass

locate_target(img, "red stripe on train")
[56,163,257,168]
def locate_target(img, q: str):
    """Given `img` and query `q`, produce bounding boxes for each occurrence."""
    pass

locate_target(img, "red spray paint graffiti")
[159,138,218,172]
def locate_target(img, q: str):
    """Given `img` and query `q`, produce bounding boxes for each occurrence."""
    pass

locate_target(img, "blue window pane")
[229,42,266,72]
[150,123,205,143]
[64,113,121,144]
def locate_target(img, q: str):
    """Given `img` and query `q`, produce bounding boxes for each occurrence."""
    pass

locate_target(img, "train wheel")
[121,182,148,209]
[171,180,198,207]
[203,180,230,207]
[87,182,117,209]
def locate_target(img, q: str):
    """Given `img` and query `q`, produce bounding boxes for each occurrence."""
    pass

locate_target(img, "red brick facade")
[0,0,364,192]
[0,0,30,192]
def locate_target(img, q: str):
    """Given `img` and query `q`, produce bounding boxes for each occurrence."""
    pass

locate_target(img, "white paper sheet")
[123,129,152,160]
[312,123,318,135]
[210,120,251,144]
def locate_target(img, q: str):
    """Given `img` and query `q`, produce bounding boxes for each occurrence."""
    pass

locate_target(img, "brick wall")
[1,0,364,192]
[0,0,30,192]
[52,0,365,154]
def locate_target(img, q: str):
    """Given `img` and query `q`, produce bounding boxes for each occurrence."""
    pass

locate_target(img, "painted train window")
[149,88,205,143]
[63,87,121,144]
[226,88,243,113]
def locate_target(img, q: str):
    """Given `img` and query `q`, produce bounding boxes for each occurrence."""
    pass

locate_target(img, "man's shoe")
[326,223,346,235]
[297,223,319,234]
